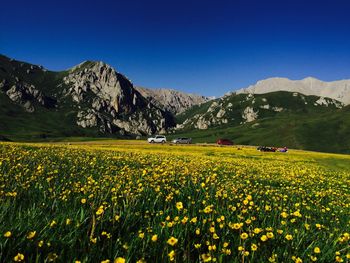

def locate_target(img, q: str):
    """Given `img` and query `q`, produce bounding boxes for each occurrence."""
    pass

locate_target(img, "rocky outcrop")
[62,61,174,135]
[2,82,56,112]
[135,87,209,115]
[242,107,258,123]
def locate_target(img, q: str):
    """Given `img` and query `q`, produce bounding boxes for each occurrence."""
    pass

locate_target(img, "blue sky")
[2,0,350,96]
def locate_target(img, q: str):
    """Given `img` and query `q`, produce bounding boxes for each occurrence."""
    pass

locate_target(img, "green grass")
[171,105,350,154]
[0,142,349,262]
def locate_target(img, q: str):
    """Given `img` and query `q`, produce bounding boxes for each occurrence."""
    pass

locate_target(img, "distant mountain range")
[1,54,349,153]
[236,77,350,105]
[135,86,208,115]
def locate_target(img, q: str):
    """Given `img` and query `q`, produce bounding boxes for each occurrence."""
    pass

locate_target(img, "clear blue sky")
[2,0,350,96]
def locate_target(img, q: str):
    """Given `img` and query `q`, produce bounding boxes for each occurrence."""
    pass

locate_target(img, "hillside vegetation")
[174,92,350,154]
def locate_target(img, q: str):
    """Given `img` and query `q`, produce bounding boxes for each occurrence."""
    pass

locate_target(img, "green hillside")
[172,104,350,154]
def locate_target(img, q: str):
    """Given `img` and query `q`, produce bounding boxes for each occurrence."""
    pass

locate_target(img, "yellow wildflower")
[167,236,178,246]
[13,253,24,262]
[27,231,36,239]
[151,234,158,242]
[4,231,11,238]
[114,258,126,263]
[176,202,183,210]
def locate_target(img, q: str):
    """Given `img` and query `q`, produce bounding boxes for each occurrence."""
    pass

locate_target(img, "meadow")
[0,141,349,262]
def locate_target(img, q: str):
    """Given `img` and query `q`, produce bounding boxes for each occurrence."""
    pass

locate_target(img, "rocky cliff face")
[0,55,174,136]
[61,61,173,135]
[236,77,350,105]
[135,87,209,115]
[0,80,56,112]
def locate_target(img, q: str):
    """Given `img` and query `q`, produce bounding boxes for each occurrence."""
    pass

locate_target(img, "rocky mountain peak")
[63,61,139,113]
[135,86,209,115]
[61,60,174,135]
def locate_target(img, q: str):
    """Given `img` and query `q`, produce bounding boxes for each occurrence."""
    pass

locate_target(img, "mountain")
[1,54,350,153]
[0,55,175,139]
[236,77,350,105]
[135,86,209,115]
[174,91,350,154]
[176,91,343,130]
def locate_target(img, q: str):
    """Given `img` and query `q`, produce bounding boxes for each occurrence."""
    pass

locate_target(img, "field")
[0,141,349,263]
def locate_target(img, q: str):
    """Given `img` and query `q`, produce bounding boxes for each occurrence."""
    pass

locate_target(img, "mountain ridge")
[135,86,209,115]
[236,76,350,105]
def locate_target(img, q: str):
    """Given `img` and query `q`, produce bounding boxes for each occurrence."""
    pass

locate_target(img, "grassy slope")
[172,92,350,154]
[171,106,350,154]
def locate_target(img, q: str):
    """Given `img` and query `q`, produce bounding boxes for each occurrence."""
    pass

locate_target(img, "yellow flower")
[101,260,110,263]
[168,250,175,261]
[13,253,24,262]
[190,217,197,223]
[285,234,293,240]
[115,215,121,221]
[114,257,126,263]
[81,198,86,204]
[240,232,248,240]
[251,243,258,251]
[96,206,104,215]
[195,228,200,235]
[176,202,183,210]
[281,212,288,218]
[260,235,268,242]
[38,240,44,247]
[138,232,145,239]
[4,231,11,238]
[314,247,321,254]
[335,256,343,262]
[203,205,213,214]
[208,244,216,251]
[201,253,212,262]
[151,234,158,242]
[209,226,215,233]
[223,242,229,248]
[50,220,57,227]
[167,236,178,246]
[66,218,72,225]
[222,248,232,255]
[27,231,36,239]
[194,243,201,249]
[268,254,277,262]
[267,232,274,239]
[232,223,243,230]
[253,228,262,234]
